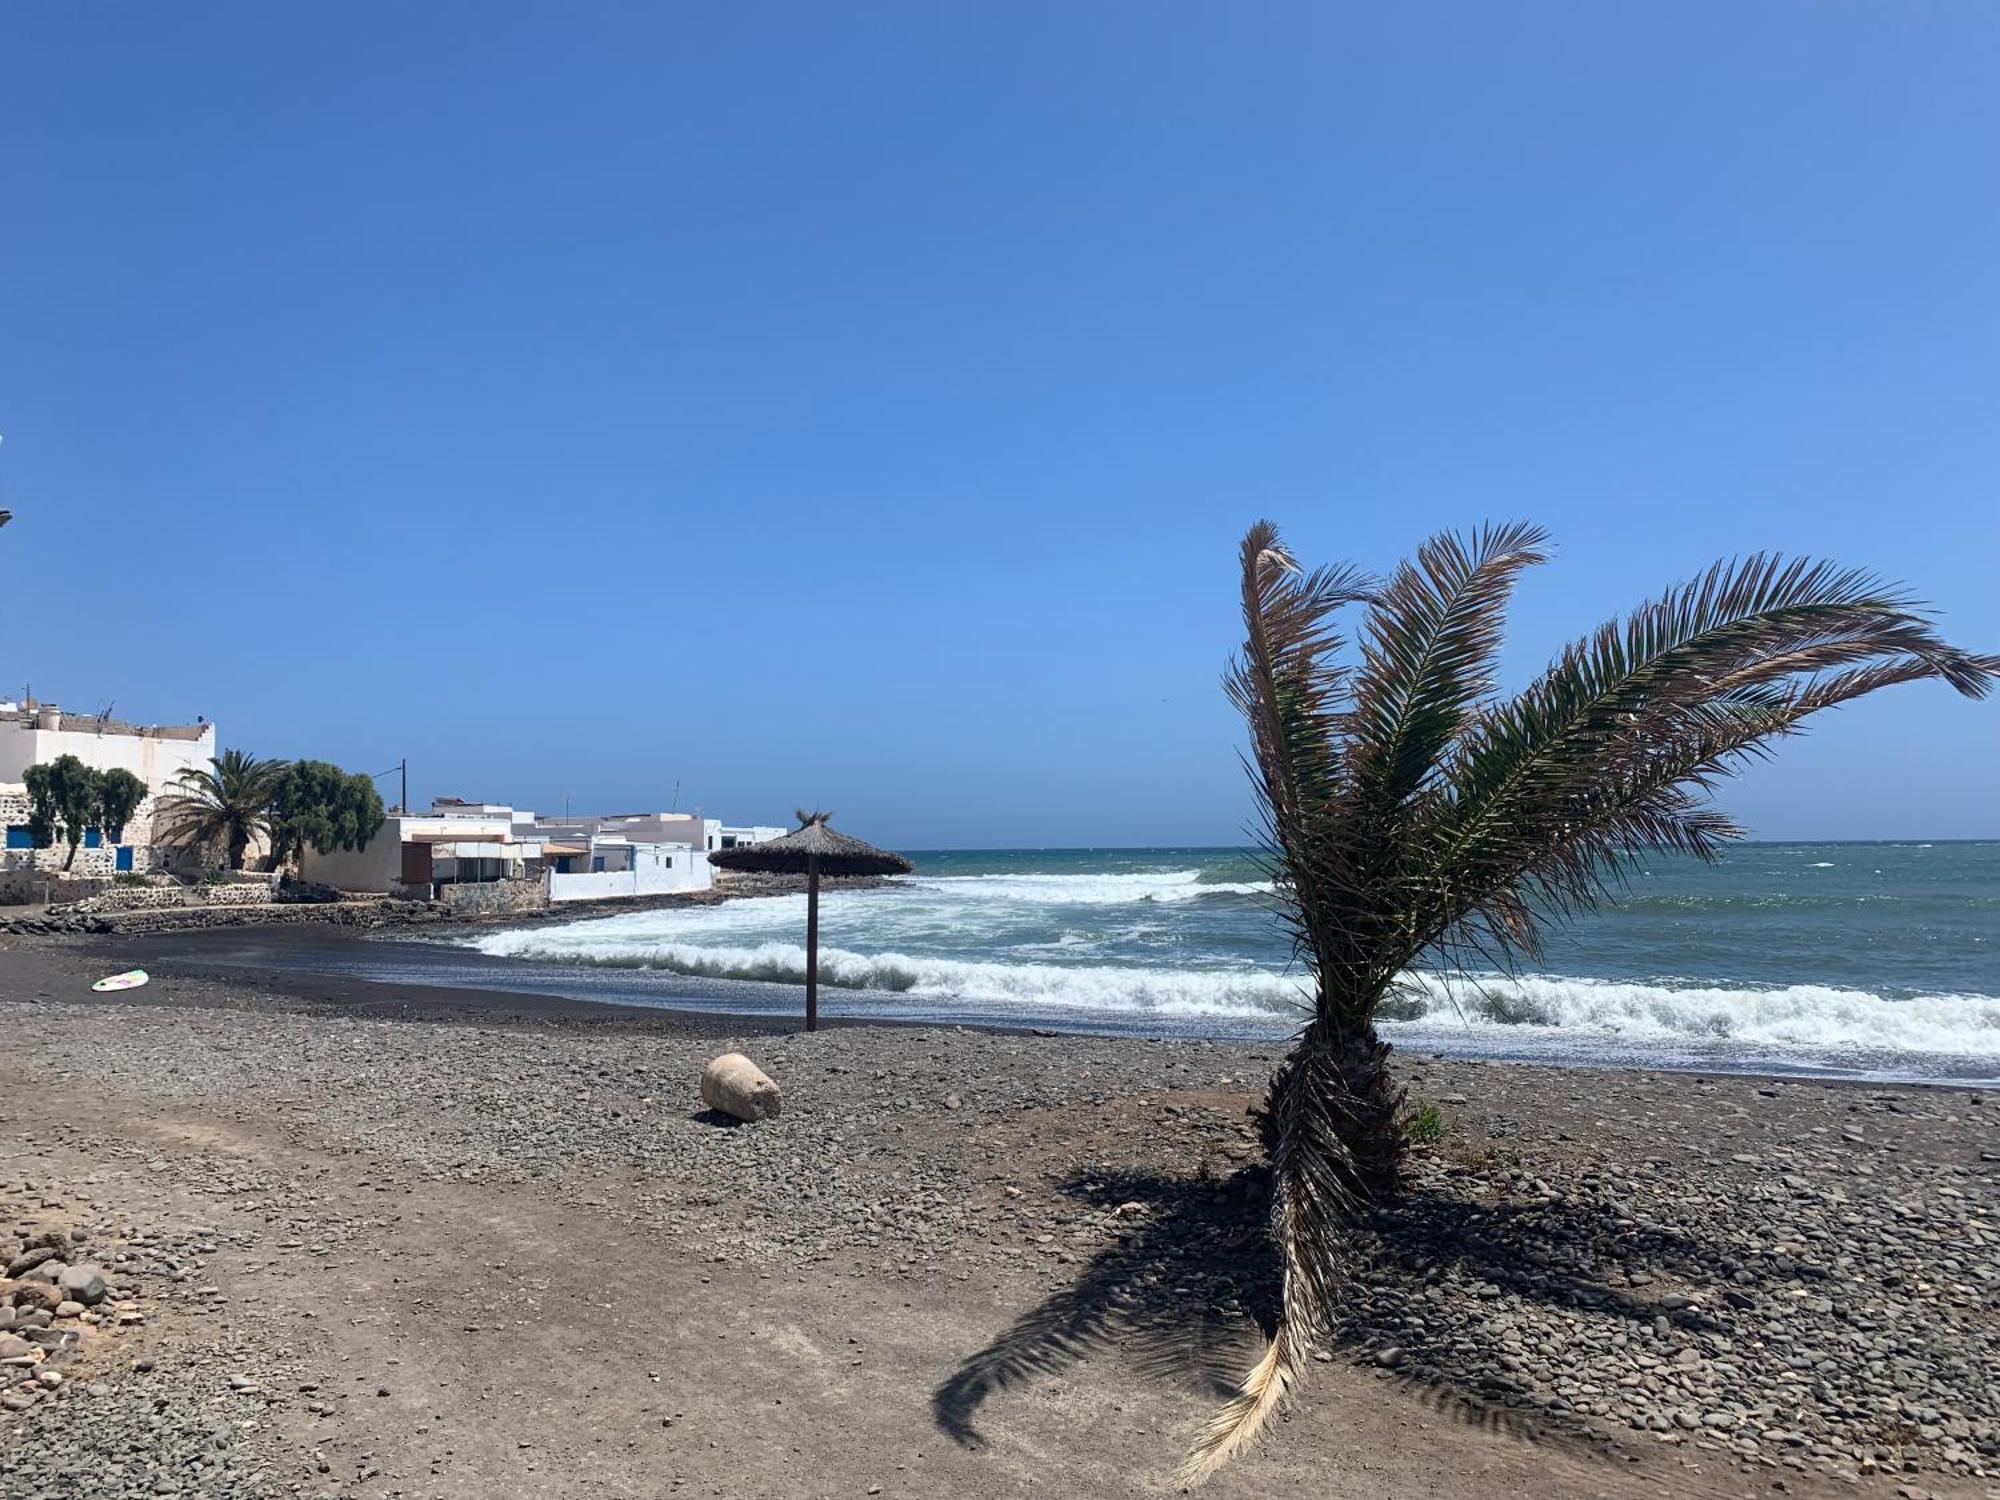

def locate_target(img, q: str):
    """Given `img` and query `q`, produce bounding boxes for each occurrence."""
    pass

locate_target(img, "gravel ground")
[1,1155,298,1500]
[0,938,1995,1498]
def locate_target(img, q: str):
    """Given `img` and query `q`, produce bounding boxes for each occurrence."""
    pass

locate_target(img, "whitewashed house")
[528,811,714,901]
[0,699,217,882]
[301,798,546,895]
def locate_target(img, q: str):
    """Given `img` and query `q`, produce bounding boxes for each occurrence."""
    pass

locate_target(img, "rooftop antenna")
[670,778,680,812]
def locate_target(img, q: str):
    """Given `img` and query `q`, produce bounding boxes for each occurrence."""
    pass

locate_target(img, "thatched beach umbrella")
[707,811,912,1031]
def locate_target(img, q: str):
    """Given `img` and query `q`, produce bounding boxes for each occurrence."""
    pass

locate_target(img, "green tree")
[269,760,386,874]
[1186,522,1997,1482]
[23,754,100,870]
[95,768,147,848]
[154,750,287,871]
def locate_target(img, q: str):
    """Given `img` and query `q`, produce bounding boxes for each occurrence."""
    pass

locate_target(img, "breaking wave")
[467,928,2000,1057]
[1390,972,2000,1056]
[470,934,1311,1017]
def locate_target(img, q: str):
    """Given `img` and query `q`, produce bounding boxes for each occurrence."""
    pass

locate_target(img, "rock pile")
[0,1224,118,1414]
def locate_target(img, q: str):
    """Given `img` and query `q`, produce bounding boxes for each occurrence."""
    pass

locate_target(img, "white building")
[301,799,547,895]
[719,823,786,850]
[528,809,714,902]
[0,700,217,878]
[302,797,716,903]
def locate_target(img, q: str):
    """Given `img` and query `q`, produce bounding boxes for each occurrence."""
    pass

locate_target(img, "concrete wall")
[549,850,712,903]
[300,823,406,892]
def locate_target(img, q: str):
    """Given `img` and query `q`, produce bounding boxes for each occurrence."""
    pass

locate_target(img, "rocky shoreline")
[0,940,1993,1498]
[0,870,884,939]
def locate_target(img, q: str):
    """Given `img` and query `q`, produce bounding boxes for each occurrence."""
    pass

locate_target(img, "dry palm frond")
[1179,1019,1374,1482]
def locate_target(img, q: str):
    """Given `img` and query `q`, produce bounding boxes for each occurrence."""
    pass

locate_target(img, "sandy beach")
[0,927,1993,1500]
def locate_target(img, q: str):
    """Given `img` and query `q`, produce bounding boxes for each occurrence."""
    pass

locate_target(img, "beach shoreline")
[1,932,1995,1497]
[20,913,1992,1091]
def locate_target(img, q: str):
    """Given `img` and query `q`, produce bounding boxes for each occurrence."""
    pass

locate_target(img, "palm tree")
[154,750,288,872]
[1186,521,1997,1482]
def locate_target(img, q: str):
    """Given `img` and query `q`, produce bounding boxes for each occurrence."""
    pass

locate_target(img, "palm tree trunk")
[1184,1016,1408,1488]
[1319,1017,1406,1199]
[1184,1011,1405,1482]
[1259,1018,1406,1202]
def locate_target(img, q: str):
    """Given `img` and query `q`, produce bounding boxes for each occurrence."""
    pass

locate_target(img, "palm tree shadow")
[933,1161,1727,1454]
[933,1169,1275,1448]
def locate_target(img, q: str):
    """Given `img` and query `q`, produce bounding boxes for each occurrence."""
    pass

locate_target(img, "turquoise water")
[465,842,2000,1082]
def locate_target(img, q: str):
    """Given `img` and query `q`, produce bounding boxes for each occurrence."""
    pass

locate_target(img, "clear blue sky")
[3,4,1996,847]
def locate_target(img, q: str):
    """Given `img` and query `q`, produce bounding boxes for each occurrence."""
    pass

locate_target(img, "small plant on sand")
[1187,520,1996,1481]
[1403,1099,1447,1146]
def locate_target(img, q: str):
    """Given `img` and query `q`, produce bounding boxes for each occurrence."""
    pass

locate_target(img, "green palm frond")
[1345,521,1549,813]
[1189,524,1996,1482]
[154,749,288,867]
[1426,555,1997,960]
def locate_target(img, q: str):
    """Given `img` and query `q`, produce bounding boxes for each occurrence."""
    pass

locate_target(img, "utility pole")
[373,759,409,814]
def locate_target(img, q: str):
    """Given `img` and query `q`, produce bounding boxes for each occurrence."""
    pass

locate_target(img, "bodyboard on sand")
[91,969,150,993]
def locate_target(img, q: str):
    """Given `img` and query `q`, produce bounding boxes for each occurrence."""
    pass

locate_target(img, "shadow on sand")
[932,1160,1726,1455]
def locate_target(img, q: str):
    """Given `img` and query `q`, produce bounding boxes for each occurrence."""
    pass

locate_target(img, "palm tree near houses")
[154,750,287,872]
[1185,520,1997,1482]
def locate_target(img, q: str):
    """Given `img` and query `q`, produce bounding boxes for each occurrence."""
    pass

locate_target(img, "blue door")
[115,846,135,872]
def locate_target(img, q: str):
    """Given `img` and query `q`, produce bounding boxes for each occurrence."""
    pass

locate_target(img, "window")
[4,826,31,849]
[83,827,103,848]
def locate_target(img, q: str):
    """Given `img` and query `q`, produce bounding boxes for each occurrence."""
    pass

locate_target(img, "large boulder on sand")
[701,1054,782,1122]
[56,1264,107,1307]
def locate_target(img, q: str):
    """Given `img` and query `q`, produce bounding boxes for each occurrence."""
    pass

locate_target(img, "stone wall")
[436,875,550,916]
[0,871,110,905]
[49,878,278,916]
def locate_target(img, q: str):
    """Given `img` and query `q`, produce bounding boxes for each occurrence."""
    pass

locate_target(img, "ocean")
[461,842,2000,1084]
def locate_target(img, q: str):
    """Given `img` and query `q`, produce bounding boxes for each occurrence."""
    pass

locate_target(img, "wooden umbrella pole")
[805,853,820,1032]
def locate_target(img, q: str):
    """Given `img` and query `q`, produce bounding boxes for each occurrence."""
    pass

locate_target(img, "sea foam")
[468,927,2000,1057]
[464,853,2000,1066]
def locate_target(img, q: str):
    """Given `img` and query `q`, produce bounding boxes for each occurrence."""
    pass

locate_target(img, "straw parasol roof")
[708,811,912,878]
